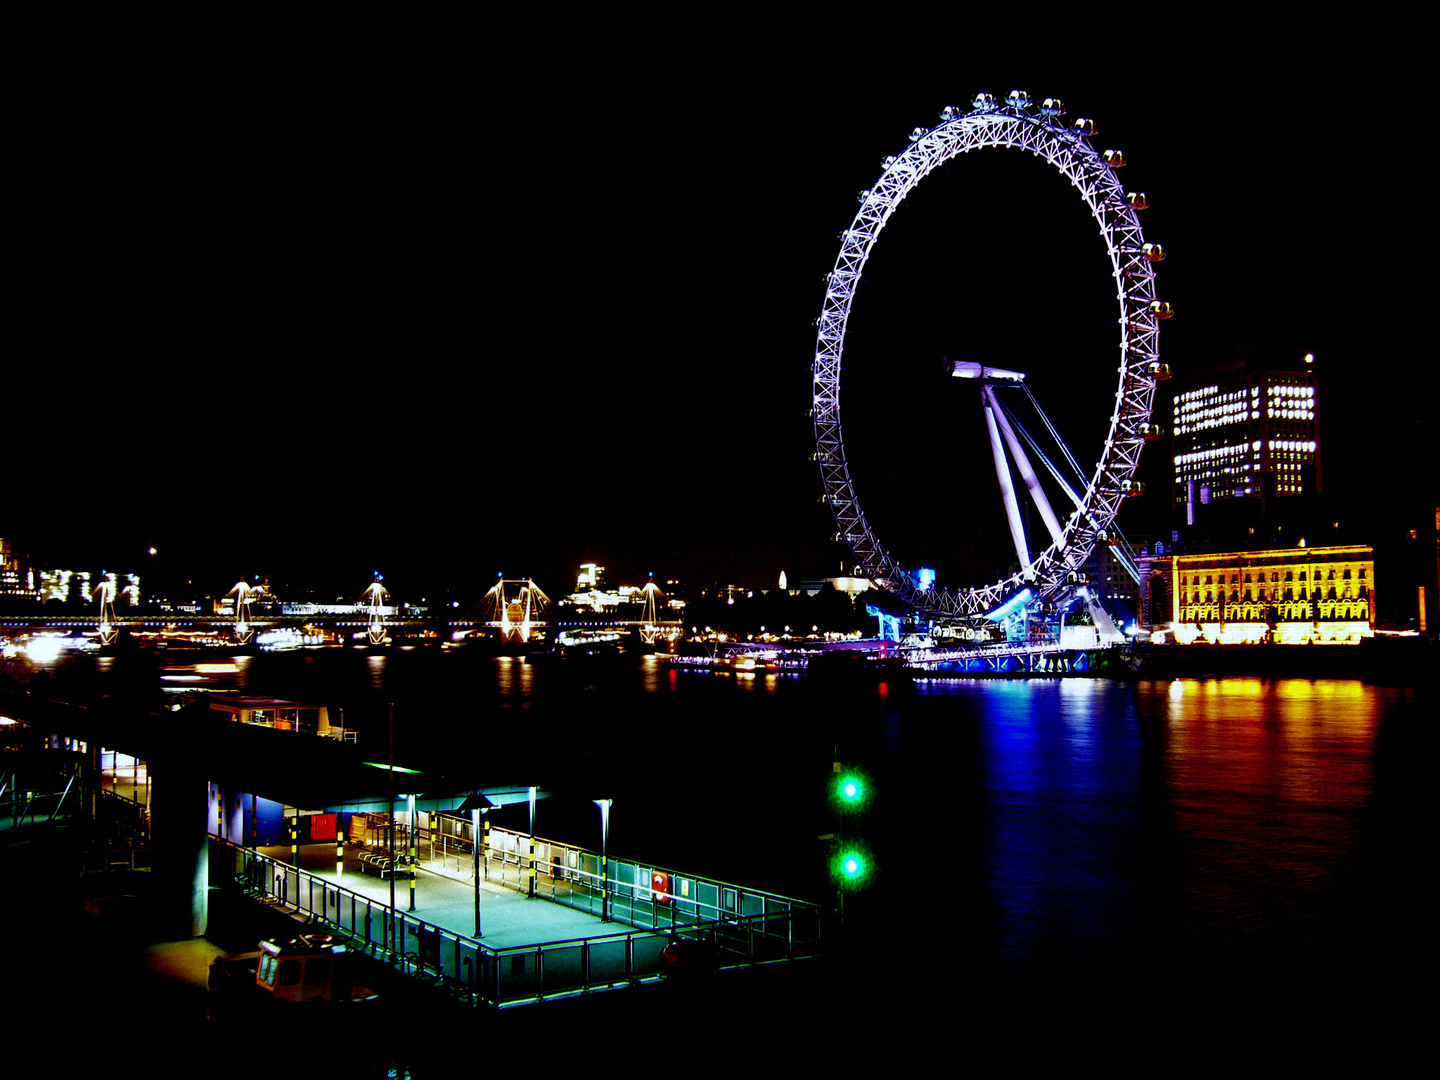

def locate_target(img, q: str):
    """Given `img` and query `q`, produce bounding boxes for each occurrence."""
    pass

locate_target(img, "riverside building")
[1138,542,1374,645]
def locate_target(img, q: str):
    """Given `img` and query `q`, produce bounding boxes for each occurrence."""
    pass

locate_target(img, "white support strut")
[984,384,1067,551]
[984,392,1031,576]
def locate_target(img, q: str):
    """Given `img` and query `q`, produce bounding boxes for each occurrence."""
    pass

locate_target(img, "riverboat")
[209,933,379,1006]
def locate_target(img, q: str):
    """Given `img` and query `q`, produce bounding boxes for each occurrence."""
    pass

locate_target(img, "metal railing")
[479,826,818,962]
[210,835,820,1008]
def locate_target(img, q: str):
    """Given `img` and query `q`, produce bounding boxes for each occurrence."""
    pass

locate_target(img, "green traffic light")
[833,769,869,811]
[832,845,871,888]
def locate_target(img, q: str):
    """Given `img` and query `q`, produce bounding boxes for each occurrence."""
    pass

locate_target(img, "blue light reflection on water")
[968,679,1150,971]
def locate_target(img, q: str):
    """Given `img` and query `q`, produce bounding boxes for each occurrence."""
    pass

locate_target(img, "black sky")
[10,25,1429,603]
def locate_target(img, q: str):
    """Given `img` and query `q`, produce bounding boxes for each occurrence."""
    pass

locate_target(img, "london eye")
[812,91,1171,622]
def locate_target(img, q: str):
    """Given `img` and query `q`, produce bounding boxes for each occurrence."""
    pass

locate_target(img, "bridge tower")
[93,572,118,646]
[359,575,390,646]
[639,575,665,644]
[476,576,551,643]
[225,578,267,645]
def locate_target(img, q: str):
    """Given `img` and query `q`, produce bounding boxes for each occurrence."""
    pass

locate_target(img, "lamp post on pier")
[460,792,496,938]
[594,798,612,922]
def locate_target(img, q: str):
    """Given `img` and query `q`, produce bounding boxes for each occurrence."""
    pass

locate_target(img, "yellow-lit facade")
[1163,544,1374,645]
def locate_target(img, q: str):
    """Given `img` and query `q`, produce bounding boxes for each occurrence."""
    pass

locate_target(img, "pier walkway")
[248,838,619,951]
[61,728,823,1010]
[213,829,821,1008]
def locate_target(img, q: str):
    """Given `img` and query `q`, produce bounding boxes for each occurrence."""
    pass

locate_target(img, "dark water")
[17,649,1430,1061]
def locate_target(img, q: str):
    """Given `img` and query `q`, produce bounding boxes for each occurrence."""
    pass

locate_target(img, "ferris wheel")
[812,91,1171,620]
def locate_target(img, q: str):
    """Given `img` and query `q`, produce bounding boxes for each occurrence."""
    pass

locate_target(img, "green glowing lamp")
[832,845,871,888]
[832,768,870,812]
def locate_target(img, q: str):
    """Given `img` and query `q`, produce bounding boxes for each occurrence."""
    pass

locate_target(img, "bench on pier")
[358,851,415,879]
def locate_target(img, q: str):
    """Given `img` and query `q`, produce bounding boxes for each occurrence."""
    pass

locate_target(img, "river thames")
[15,646,1430,1065]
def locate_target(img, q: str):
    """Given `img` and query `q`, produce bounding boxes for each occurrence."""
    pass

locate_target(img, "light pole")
[407,792,417,913]
[527,785,537,899]
[461,792,495,938]
[594,798,612,922]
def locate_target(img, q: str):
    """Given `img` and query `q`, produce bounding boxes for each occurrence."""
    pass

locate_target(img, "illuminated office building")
[0,537,39,602]
[1172,352,1320,512]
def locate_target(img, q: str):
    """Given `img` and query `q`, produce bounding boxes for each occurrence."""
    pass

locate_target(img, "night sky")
[12,26,1428,604]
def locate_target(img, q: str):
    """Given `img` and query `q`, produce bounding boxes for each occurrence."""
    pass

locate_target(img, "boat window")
[259,953,277,986]
[303,956,332,986]
[277,959,303,986]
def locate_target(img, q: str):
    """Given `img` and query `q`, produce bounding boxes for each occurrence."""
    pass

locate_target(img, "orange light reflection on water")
[1162,677,1379,809]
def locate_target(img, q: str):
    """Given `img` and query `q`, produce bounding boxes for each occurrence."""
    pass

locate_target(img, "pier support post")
[148,755,209,938]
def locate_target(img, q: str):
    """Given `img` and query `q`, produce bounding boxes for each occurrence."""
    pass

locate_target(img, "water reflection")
[962,676,1394,977]
[365,654,386,692]
[973,681,1145,967]
[3,645,1415,996]
[495,656,533,703]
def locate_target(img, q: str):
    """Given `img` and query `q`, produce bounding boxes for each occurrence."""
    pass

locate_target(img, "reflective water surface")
[19,648,1428,1049]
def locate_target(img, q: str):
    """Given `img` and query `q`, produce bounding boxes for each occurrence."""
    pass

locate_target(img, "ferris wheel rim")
[811,95,1164,619]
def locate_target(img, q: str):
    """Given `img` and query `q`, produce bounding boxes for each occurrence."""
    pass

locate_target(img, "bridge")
[0,572,682,651]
